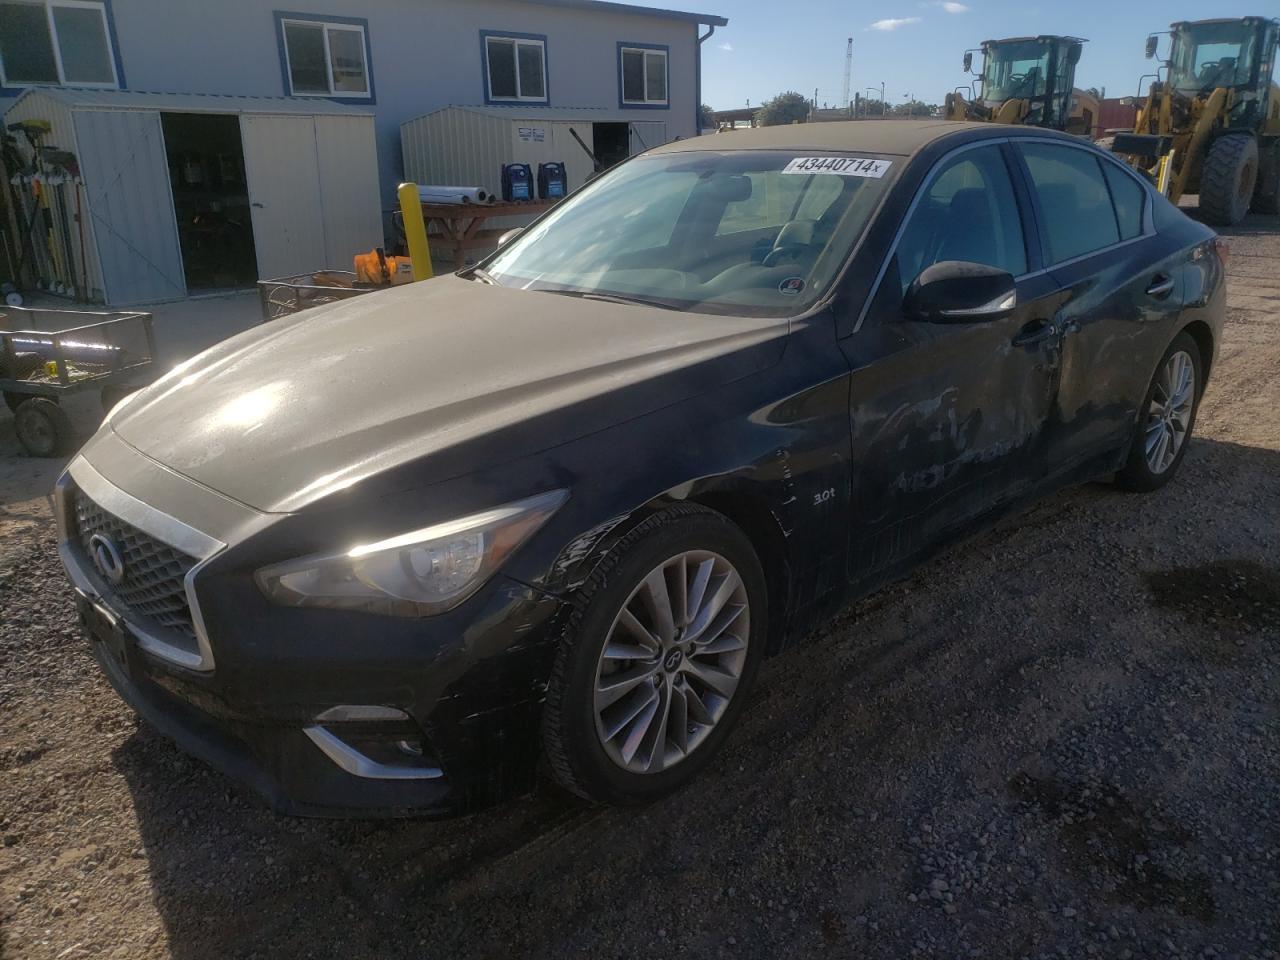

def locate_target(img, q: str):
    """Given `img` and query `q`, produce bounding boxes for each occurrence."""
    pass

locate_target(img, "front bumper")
[58,442,565,818]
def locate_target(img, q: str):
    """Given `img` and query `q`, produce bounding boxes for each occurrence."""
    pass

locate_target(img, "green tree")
[893,99,936,117]
[699,103,717,129]
[755,91,810,127]
[1085,86,1103,99]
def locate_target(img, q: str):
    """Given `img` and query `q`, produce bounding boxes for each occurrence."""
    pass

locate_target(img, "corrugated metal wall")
[401,110,513,195]
[4,90,106,300]
[73,110,187,304]
[314,116,383,269]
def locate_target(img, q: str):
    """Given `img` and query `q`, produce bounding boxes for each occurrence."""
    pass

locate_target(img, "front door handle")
[1146,274,1175,298]
[1013,318,1057,347]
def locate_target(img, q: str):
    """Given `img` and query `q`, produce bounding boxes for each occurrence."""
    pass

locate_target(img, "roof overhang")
[514,0,726,27]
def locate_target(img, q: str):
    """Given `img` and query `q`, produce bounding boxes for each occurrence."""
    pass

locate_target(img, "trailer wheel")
[14,398,76,458]
[1200,134,1258,226]
[1251,141,1280,216]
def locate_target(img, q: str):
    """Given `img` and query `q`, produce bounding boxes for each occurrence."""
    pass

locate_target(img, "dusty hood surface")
[111,276,788,513]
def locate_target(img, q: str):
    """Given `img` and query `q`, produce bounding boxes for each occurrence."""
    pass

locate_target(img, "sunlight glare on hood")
[214,383,284,429]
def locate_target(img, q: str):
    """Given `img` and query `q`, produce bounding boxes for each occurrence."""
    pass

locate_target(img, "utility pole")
[881,82,886,117]
[842,37,853,115]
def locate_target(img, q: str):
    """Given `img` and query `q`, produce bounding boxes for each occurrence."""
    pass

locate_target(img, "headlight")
[255,490,567,617]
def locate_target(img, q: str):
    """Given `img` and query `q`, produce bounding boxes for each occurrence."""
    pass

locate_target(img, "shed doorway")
[160,113,258,291]
[592,122,630,170]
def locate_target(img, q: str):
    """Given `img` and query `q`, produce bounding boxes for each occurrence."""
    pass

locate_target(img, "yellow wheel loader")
[1111,16,1280,225]
[945,36,1097,136]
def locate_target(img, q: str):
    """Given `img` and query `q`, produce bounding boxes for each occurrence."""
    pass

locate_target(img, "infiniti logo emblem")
[663,648,683,672]
[88,533,126,585]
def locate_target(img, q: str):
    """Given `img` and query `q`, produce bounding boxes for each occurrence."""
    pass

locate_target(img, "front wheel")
[542,505,767,806]
[1200,134,1258,226]
[1116,332,1202,492]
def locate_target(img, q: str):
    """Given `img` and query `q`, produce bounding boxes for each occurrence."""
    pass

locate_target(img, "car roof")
[652,120,1081,159]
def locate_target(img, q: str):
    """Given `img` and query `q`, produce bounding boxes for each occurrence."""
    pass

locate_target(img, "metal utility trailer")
[257,270,377,322]
[1,305,154,457]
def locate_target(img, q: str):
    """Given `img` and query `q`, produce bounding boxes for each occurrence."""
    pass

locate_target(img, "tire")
[542,504,768,806]
[1199,134,1259,226]
[1115,332,1202,492]
[13,397,76,458]
[1251,141,1280,216]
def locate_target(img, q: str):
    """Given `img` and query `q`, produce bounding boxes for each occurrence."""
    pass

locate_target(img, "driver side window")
[895,145,1027,296]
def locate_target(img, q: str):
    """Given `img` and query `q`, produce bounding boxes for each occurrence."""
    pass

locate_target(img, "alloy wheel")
[1145,350,1195,475]
[592,550,750,774]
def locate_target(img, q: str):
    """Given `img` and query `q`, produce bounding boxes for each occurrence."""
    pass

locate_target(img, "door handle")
[1012,319,1057,347]
[1146,274,1175,298]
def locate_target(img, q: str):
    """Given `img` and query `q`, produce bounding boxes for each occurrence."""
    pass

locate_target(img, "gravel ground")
[1,212,1278,960]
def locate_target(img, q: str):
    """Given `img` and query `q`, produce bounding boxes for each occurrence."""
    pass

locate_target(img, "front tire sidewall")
[545,509,767,805]
[1117,332,1202,491]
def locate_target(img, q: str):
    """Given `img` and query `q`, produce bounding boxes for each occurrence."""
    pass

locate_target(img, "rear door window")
[895,145,1027,295]
[1019,143,1121,264]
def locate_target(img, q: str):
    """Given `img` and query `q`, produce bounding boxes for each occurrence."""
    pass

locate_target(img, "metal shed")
[4,89,382,305]
[401,105,669,202]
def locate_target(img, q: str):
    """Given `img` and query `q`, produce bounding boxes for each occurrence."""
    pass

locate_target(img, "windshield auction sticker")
[781,157,892,178]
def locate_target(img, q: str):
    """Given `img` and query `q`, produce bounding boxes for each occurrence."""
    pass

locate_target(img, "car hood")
[110,276,789,513]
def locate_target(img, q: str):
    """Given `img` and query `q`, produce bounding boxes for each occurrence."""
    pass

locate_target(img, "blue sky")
[631,0,1271,109]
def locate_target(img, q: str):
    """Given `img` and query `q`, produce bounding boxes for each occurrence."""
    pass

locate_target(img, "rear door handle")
[1013,319,1057,347]
[1146,274,1175,298]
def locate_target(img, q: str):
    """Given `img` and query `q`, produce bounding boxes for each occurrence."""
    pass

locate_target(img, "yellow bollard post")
[397,182,434,281]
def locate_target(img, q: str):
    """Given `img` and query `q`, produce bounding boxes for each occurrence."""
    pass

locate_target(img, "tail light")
[1212,237,1230,267]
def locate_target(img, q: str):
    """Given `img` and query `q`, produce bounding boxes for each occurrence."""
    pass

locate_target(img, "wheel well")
[687,490,792,652]
[1180,319,1215,387]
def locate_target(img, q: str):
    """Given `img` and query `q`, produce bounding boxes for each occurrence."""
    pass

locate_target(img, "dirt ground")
[1,213,1277,960]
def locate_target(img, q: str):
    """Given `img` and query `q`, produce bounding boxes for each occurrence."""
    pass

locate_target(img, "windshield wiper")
[468,266,501,286]
[541,289,682,311]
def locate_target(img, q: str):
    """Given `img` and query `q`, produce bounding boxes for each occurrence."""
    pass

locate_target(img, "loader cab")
[1163,17,1280,128]
[976,36,1085,131]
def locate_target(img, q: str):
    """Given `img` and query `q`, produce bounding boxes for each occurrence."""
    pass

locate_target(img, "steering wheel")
[762,243,806,268]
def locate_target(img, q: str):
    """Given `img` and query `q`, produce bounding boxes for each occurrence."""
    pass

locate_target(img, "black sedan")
[56,121,1226,817]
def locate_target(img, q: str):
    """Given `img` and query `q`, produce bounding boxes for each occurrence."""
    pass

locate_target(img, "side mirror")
[963,51,973,73]
[1145,35,1158,59]
[497,227,524,247]
[903,261,1017,322]
[1066,43,1082,66]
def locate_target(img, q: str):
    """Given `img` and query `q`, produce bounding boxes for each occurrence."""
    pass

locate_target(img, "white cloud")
[939,1,970,12]
[717,41,733,51]
[867,16,922,30]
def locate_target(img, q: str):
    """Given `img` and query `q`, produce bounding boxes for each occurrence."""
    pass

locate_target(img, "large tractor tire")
[1199,134,1258,226]
[1251,141,1280,216]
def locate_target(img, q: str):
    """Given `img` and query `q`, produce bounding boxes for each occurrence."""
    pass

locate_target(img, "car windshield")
[483,150,898,317]
[981,40,1052,102]
[1169,22,1258,93]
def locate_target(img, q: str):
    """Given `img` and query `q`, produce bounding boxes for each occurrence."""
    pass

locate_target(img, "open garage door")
[73,109,187,304]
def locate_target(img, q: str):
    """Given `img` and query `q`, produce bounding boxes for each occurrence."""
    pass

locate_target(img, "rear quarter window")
[1101,161,1146,241]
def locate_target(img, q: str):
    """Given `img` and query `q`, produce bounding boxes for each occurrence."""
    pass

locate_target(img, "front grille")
[74,490,199,642]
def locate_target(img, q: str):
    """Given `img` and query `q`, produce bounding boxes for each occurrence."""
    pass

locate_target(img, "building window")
[481,32,548,104]
[277,13,372,100]
[619,43,668,107]
[0,0,118,89]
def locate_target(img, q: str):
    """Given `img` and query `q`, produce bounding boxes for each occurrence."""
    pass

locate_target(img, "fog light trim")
[303,726,444,781]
